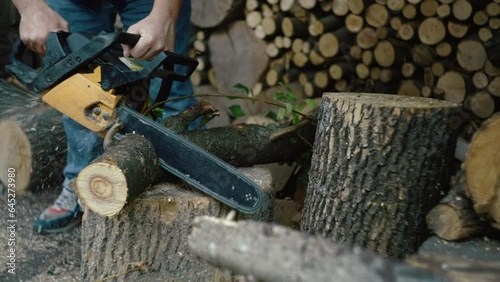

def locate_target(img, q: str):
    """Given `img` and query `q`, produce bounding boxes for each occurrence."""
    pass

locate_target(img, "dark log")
[301,93,461,259]
[0,80,66,195]
[188,216,445,282]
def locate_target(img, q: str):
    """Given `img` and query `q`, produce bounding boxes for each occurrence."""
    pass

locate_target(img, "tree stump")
[0,80,66,195]
[301,93,461,259]
[81,167,274,282]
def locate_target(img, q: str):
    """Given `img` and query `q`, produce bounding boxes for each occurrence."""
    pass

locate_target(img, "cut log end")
[0,119,32,195]
[77,162,128,217]
[465,114,500,227]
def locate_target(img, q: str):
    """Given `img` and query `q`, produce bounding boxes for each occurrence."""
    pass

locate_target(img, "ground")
[0,184,81,282]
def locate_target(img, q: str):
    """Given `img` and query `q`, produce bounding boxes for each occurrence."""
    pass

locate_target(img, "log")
[473,10,489,26]
[332,0,349,16]
[464,114,500,229]
[402,4,418,19]
[418,17,446,45]
[76,134,162,217]
[398,80,422,97]
[488,77,500,97]
[435,41,452,57]
[452,0,473,21]
[436,71,470,103]
[301,93,461,259]
[282,17,308,37]
[456,40,487,72]
[208,21,269,94]
[387,0,406,13]
[466,91,495,119]
[420,0,439,17]
[0,80,66,195]
[191,0,244,28]
[426,172,486,241]
[81,167,275,282]
[188,216,445,282]
[365,3,389,28]
[436,4,451,18]
[447,21,469,38]
[345,13,364,33]
[356,27,378,49]
[412,44,436,67]
[329,63,355,80]
[374,40,404,67]
[318,27,354,58]
[472,71,489,89]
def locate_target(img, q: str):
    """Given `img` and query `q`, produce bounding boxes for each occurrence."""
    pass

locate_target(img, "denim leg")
[118,0,196,121]
[45,0,116,181]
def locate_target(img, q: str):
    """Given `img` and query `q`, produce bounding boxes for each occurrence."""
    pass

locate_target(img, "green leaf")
[292,112,300,124]
[228,105,246,117]
[274,91,297,102]
[265,110,278,121]
[305,98,317,108]
[152,107,164,115]
[285,102,293,114]
[278,82,292,93]
[233,83,250,96]
[277,108,286,120]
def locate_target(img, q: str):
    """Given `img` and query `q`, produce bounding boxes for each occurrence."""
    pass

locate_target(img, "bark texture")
[301,93,461,259]
[81,167,275,282]
[0,80,66,194]
[188,216,445,282]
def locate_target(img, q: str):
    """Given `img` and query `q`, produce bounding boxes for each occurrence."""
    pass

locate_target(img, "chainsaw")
[6,32,263,213]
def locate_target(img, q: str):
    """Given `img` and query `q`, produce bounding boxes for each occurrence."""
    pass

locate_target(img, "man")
[11,0,196,234]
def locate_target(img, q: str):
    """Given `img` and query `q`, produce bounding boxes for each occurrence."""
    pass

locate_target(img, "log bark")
[464,114,500,230]
[188,216,445,282]
[0,80,66,195]
[301,93,461,259]
[208,21,269,95]
[426,172,486,241]
[191,0,244,28]
[81,168,275,282]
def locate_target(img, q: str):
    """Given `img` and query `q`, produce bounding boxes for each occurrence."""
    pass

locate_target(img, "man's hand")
[15,0,69,56]
[122,0,181,61]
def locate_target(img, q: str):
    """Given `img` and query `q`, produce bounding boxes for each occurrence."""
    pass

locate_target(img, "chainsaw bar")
[116,106,263,213]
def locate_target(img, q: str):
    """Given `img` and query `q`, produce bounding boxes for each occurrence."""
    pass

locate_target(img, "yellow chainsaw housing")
[42,67,121,134]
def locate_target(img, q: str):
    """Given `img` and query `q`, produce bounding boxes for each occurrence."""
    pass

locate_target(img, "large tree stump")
[464,113,500,230]
[188,216,444,282]
[81,167,274,282]
[301,93,461,259]
[0,80,66,195]
[208,21,269,95]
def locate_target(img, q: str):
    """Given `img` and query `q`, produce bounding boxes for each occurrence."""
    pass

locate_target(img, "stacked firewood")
[189,0,500,131]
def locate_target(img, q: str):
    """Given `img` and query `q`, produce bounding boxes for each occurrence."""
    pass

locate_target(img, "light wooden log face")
[465,114,500,229]
[301,93,461,259]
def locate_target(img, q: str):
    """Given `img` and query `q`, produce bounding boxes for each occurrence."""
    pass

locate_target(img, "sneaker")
[33,186,83,234]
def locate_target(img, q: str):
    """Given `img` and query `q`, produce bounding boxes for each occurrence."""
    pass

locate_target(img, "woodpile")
[190,0,500,138]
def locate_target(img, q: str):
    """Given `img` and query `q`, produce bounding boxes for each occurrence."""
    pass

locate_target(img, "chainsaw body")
[6,32,263,213]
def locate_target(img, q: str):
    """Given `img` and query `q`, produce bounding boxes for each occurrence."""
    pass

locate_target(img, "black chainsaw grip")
[118,33,141,48]
[6,37,39,88]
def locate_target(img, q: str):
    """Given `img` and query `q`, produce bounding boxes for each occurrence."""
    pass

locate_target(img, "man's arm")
[11,0,69,56]
[123,0,182,61]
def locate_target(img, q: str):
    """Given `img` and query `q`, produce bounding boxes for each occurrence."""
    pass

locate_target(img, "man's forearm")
[150,0,182,22]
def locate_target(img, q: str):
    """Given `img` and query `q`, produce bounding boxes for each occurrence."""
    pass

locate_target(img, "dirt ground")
[0,184,81,282]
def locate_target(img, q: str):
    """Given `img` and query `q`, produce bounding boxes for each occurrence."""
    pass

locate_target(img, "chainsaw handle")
[118,33,141,48]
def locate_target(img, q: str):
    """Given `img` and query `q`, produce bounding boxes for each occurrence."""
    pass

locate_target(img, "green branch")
[142,93,316,122]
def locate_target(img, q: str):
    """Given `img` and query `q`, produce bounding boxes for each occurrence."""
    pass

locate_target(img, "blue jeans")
[45,0,196,187]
